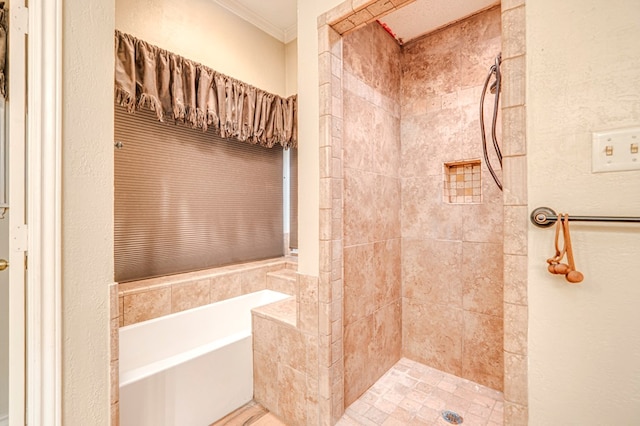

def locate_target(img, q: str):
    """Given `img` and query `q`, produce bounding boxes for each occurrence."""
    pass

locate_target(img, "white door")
[0,101,10,423]
[2,3,29,426]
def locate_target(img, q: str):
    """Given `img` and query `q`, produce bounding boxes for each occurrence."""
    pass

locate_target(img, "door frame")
[7,3,27,425]
[27,0,62,424]
[8,1,63,425]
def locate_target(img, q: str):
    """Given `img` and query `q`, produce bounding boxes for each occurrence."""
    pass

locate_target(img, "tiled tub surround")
[119,290,290,426]
[117,257,297,327]
[112,258,295,426]
[251,270,328,425]
[252,293,319,425]
[400,7,504,392]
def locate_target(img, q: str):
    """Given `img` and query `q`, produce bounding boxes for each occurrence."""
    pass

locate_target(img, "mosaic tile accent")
[443,160,482,204]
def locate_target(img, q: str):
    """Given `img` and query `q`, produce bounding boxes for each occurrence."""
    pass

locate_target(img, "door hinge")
[12,5,29,35]
[13,224,28,252]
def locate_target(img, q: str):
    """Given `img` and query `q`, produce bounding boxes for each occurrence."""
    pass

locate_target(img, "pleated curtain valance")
[114,30,297,148]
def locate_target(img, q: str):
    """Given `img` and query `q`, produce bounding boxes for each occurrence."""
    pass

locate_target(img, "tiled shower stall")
[340,5,504,405]
[315,0,529,423]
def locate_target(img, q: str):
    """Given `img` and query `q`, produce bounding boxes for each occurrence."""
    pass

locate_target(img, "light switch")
[592,126,640,173]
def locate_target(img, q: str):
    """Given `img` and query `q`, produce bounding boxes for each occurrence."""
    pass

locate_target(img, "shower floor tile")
[337,358,504,426]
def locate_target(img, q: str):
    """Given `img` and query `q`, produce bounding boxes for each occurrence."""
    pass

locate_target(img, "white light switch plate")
[592,126,640,173]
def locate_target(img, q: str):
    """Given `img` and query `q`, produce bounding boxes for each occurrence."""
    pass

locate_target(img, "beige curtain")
[114,30,297,149]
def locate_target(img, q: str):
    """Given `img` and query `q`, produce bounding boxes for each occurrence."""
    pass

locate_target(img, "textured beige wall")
[527,0,640,423]
[62,0,114,424]
[285,39,298,97]
[115,0,287,96]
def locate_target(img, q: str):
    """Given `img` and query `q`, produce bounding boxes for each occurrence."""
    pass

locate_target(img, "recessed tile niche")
[443,160,482,204]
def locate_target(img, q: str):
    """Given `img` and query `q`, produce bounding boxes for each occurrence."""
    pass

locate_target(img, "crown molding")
[212,0,297,43]
[283,22,297,44]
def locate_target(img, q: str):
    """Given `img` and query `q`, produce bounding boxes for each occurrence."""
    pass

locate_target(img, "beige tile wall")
[252,289,319,425]
[400,7,504,392]
[317,18,348,424]
[117,258,296,326]
[325,0,418,35]
[501,0,528,423]
[341,21,403,408]
[110,283,119,426]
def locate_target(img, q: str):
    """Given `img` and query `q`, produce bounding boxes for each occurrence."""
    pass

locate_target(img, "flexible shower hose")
[480,53,503,191]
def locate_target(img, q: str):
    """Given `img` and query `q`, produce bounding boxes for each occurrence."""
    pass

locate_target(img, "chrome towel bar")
[530,207,640,228]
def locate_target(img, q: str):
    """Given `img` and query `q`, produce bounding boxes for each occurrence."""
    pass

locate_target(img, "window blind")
[289,147,298,250]
[114,105,284,282]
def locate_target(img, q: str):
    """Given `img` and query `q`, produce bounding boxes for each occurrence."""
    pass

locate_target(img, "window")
[289,147,298,250]
[114,105,284,282]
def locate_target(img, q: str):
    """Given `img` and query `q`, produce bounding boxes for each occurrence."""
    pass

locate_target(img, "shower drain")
[441,410,464,424]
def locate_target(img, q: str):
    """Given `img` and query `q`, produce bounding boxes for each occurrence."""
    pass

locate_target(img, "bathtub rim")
[118,289,289,387]
[119,288,289,332]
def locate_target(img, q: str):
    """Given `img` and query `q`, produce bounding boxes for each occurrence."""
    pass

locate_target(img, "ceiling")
[379,0,499,44]
[214,0,499,45]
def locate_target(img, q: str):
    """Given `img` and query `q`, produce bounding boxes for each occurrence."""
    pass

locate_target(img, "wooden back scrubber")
[546,213,584,283]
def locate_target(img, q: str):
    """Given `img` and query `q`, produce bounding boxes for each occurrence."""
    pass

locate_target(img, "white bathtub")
[119,289,290,426]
